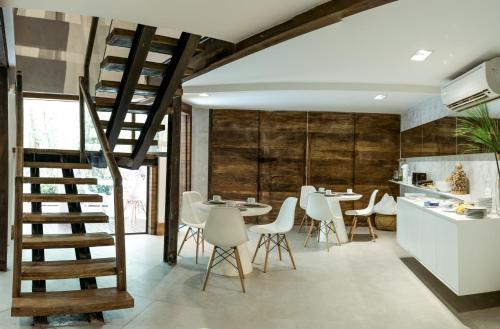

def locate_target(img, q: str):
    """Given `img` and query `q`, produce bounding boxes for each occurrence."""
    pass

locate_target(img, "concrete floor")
[1,226,500,328]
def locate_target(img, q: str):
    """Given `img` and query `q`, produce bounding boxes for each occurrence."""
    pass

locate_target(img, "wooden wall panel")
[354,114,401,209]
[401,126,422,158]
[208,110,400,225]
[308,112,355,220]
[259,112,307,222]
[209,110,259,201]
[422,117,457,156]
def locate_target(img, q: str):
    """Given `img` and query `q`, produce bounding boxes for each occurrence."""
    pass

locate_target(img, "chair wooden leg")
[331,221,342,246]
[304,220,315,247]
[201,229,205,252]
[284,235,296,270]
[252,234,264,263]
[350,217,358,242]
[325,222,330,252]
[202,247,217,291]
[264,234,271,273]
[298,214,307,232]
[234,247,246,293]
[178,227,191,256]
[195,228,200,264]
[277,234,282,261]
[317,221,322,242]
[367,216,376,241]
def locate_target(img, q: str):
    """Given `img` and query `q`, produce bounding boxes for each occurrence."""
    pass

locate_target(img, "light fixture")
[411,49,432,62]
[199,93,209,97]
[374,94,387,100]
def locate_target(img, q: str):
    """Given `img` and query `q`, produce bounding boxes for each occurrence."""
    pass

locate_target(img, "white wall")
[191,108,209,199]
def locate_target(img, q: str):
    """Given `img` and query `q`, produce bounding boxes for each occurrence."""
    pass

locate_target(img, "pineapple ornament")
[448,162,469,195]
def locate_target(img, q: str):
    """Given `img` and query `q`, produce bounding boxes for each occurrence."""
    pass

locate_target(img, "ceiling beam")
[184,0,396,82]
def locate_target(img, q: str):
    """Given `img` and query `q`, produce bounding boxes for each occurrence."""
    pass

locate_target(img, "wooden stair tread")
[100,120,165,131]
[24,161,91,169]
[11,287,134,317]
[95,96,151,114]
[117,138,158,146]
[96,80,158,97]
[106,27,203,54]
[23,177,98,185]
[101,56,193,77]
[23,212,108,224]
[101,56,166,78]
[21,257,116,280]
[22,233,114,249]
[23,193,103,203]
[96,80,182,97]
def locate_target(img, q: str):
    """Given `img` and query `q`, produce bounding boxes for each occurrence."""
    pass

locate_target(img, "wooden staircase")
[90,22,201,169]
[11,73,133,323]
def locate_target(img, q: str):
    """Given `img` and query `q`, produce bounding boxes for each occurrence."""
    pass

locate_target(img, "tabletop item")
[465,206,487,219]
[435,180,452,192]
[206,200,226,205]
[424,200,440,208]
[213,195,222,201]
[325,189,332,195]
[347,188,353,194]
[318,187,325,193]
[448,162,469,195]
[247,197,256,204]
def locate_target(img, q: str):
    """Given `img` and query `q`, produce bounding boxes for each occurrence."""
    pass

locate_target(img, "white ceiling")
[0,0,327,42]
[183,0,500,113]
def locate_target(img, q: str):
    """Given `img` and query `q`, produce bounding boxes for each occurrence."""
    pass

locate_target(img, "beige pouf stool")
[374,214,397,231]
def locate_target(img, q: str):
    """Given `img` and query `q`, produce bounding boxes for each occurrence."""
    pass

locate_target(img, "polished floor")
[1,226,500,328]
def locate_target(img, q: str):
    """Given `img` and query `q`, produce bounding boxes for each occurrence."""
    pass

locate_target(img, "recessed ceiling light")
[411,49,432,62]
[374,94,387,100]
[199,93,209,97]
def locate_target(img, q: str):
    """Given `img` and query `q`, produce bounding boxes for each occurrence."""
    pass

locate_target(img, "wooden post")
[0,67,8,271]
[164,95,182,265]
[79,86,86,163]
[148,165,159,235]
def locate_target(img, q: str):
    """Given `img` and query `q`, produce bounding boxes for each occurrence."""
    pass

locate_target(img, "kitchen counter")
[389,180,471,201]
[397,197,500,296]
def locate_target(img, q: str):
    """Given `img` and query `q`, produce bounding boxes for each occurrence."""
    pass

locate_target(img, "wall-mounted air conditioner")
[442,57,500,112]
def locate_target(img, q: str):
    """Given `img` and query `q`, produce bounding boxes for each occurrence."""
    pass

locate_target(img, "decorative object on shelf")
[448,162,469,195]
[456,102,500,210]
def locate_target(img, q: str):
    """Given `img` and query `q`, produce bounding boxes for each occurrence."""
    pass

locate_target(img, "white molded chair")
[178,191,205,263]
[203,207,249,292]
[298,186,316,232]
[304,193,342,251]
[346,190,379,241]
[249,197,298,272]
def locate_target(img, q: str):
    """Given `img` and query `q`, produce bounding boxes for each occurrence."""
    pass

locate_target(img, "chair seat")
[249,223,287,235]
[345,209,372,217]
[182,220,205,229]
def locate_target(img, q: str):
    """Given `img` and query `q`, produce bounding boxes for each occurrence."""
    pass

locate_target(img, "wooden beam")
[0,9,8,68]
[131,32,201,169]
[106,25,156,149]
[164,96,182,265]
[184,0,395,82]
[0,67,8,271]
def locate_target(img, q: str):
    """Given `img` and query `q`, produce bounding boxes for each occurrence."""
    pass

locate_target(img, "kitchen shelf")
[389,180,471,201]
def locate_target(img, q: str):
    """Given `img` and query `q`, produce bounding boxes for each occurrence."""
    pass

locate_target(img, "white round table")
[314,192,362,244]
[193,201,272,276]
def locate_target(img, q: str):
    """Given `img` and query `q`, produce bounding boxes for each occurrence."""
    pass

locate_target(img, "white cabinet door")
[418,208,436,271]
[435,218,459,292]
[397,200,419,256]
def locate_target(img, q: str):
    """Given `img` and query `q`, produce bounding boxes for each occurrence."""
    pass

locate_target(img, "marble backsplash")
[404,153,498,204]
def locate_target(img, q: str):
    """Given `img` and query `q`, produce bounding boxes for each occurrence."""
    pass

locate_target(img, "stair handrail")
[12,71,24,297]
[79,76,127,291]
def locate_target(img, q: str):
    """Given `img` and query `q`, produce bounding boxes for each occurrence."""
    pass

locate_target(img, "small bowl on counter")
[435,181,452,192]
